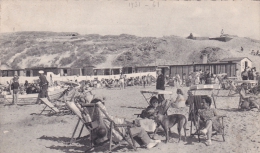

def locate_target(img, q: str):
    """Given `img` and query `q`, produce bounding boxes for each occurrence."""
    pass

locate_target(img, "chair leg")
[77,124,85,138]
[190,120,192,136]
[109,123,113,152]
[127,127,137,151]
[39,105,48,115]
[222,118,225,142]
[70,118,81,144]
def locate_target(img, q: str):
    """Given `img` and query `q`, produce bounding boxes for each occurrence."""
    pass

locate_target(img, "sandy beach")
[1,85,260,153]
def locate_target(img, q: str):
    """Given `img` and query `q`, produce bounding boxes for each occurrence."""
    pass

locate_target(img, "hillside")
[0,31,260,70]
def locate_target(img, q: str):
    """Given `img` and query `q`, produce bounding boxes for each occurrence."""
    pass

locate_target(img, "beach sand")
[0,86,260,153]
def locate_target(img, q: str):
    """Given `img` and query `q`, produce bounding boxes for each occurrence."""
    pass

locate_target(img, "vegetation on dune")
[0,32,259,69]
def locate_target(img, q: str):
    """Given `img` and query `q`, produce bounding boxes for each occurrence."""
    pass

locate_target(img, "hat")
[156,68,162,71]
[39,70,44,74]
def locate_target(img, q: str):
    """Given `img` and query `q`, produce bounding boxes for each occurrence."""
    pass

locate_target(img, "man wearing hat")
[36,70,50,104]
[156,68,165,102]
[11,75,20,105]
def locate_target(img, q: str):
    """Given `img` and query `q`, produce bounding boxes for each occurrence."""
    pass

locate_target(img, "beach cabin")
[135,66,157,73]
[82,66,95,76]
[219,57,252,73]
[93,67,122,76]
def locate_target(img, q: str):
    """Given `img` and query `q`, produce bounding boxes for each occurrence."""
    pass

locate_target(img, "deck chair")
[227,81,241,97]
[73,102,137,152]
[39,98,61,115]
[188,95,226,142]
[66,101,96,144]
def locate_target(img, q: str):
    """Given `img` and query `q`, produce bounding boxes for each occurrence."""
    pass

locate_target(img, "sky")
[1,0,260,40]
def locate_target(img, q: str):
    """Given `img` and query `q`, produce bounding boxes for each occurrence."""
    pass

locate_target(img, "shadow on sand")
[38,135,136,153]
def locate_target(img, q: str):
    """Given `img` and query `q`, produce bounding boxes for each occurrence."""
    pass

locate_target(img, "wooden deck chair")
[80,103,137,152]
[66,102,98,145]
[188,95,226,142]
[227,81,241,97]
[39,98,61,115]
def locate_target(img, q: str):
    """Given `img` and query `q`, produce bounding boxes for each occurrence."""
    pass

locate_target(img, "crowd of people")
[166,69,222,88]
[82,73,155,89]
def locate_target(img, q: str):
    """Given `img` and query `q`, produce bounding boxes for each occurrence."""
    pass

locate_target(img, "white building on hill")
[219,57,253,72]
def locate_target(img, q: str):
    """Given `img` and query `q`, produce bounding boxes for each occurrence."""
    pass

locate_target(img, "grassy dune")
[0,32,259,69]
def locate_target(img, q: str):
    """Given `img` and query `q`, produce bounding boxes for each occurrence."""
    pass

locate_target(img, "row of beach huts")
[1,57,253,80]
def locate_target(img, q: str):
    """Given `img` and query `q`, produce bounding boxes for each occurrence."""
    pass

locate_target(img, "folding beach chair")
[93,105,137,152]
[69,101,137,152]
[188,95,226,142]
[66,101,97,145]
[38,98,69,115]
[38,98,60,115]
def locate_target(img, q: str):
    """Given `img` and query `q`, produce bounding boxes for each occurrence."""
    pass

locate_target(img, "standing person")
[146,74,151,86]
[119,72,124,90]
[142,75,146,88]
[241,69,248,80]
[50,74,53,86]
[182,73,186,86]
[24,80,29,89]
[248,69,254,80]
[175,73,181,88]
[156,69,165,102]
[124,75,127,89]
[36,70,50,104]
[11,75,20,105]
[235,69,241,80]
[252,67,257,80]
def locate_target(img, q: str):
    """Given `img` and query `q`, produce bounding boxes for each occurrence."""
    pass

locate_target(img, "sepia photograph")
[0,0,260,152]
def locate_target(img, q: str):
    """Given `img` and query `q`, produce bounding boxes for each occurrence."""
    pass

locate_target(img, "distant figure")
[221,29,224,35]
[142,75,146,88]
[251,50,255,55]
[11,75,20,105]
[36,70,50,104]
[156,69,165,102]
[119,73,124,90]
[235,69,241,80]
[24,80,29,88]
[256,50,259,55]
[187,33,194,39]
[146,74,152,86]
[241,69,248,80]
[50,74,53,86]
[241,47,244,52]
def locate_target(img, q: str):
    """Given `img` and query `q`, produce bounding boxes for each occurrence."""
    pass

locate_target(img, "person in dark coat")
[36,70,50,104]
[11,75,20,105]
[156,69,165,102]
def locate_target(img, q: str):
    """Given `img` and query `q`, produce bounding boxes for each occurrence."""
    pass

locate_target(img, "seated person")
[239,83,259,110]
[198,97,223,146]
[170,89,186,108]
[140,96,168,119]
[90,98,161,149]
